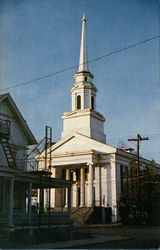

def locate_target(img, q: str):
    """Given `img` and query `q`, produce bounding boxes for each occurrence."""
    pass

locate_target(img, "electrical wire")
[1,34,159,93]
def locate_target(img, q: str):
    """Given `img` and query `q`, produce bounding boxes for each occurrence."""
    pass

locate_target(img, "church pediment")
[49,133,116,157]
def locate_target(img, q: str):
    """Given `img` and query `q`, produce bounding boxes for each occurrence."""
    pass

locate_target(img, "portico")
[60,161,95,208]
[46,140,115,211]
[55,167,94,208]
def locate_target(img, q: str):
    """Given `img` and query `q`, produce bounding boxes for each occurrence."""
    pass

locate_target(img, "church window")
[84,76,87,81]
[91,96,94,110]
[77,95,81,109]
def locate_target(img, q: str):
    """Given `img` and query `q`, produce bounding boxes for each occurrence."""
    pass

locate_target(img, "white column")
[44,189,48,209]
[80,168,85,207]
[65,169,70,207]
[72,170,78,207]
[88,162,94,207]
[51,167,56,207]
[111,160,118,223]
[9,177,14,227]
[66,169,70,180]
[28,183,32,224]
[95,164,102,206]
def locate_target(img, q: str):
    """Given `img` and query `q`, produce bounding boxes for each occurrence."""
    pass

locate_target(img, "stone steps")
[40,207,94,225]
[72,207,93,225]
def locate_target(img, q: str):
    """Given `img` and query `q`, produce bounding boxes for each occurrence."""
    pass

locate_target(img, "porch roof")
[0,167,74,188]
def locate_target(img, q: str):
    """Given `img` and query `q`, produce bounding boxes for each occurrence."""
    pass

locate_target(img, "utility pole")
[128,134,149,215]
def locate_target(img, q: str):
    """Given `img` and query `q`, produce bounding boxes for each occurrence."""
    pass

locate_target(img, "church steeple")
[71,14,96,112]
[61,15,106,143]
[78,13,88,72]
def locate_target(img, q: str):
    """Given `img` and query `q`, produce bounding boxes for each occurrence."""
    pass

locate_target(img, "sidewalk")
[28,234,129,249]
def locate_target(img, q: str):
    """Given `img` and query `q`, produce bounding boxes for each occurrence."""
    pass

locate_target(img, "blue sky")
[0,0,159,162]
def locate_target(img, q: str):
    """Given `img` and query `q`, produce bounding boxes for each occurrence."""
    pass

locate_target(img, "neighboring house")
[37,15,159,223]
[0,93,37,170]
[0,93,73,229]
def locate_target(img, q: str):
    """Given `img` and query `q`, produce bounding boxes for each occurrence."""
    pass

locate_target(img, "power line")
[1,34,159,93]
[108,133,160,142]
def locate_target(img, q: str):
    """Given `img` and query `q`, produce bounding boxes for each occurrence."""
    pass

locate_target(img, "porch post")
[65,169,70,207]
[88,162,94,207]
[21,185,26,214]
[28,183,32,223]
[9,177,14,227]
[2,178,6,211]
[80,168,85,207]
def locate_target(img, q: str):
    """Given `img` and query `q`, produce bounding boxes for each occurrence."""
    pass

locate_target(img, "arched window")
[91,96,94,110]
[77,95,81,109]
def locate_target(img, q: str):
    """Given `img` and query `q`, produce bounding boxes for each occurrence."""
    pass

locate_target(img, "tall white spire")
[78,13,89,72]
[62,14,106,144]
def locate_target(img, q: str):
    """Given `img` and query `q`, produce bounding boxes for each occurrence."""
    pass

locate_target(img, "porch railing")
[0,212,69,227]
[13,212,69,226]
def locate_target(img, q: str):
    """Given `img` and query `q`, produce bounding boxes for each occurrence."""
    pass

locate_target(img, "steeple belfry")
[78,13,88,72]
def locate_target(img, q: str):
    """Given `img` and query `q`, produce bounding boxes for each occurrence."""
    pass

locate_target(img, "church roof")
[37,132,157,166]
[0,93,37,145]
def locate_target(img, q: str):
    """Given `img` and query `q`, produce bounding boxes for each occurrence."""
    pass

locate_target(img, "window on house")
[120,165,124,192]
[0,119,10,139]
[120,165,128,193]
[84,76,87,81]
[91,96,94,110]
[77,95,81,109]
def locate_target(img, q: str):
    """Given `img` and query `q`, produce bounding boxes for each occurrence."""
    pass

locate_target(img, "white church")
[38,14,153,223]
